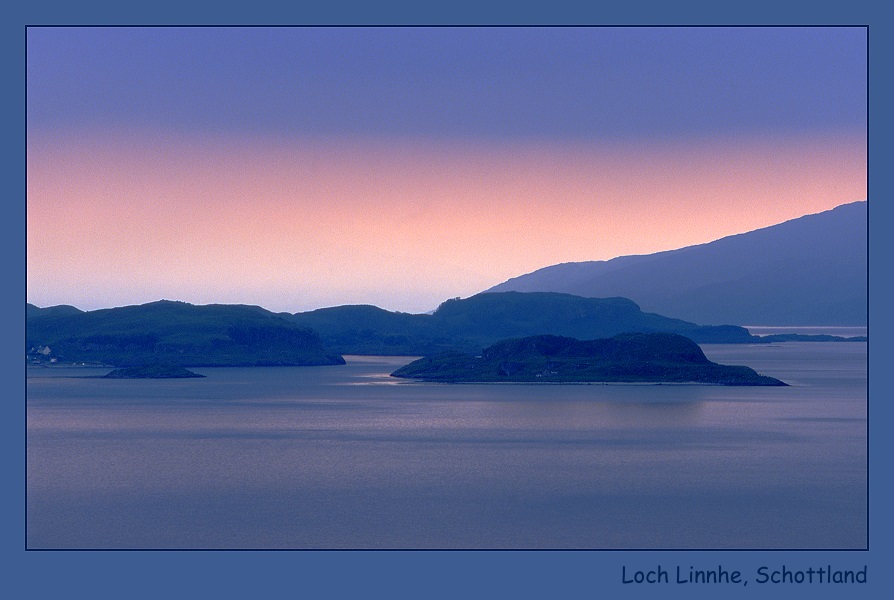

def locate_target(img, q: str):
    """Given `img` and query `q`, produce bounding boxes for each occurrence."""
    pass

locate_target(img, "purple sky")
[28,27,866,140]
[27,27,867,313]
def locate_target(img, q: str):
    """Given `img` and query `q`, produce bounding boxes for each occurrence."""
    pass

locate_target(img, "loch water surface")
[26,342,867,549]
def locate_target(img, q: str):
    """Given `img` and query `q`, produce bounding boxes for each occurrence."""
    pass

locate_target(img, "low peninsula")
[391,333,787,386]
[102,364,206,379]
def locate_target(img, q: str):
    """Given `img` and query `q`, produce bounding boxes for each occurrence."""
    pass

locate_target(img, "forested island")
[391,333,787,386]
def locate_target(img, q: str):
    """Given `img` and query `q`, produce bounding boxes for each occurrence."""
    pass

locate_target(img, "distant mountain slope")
[26,300,345,367]
[485,201,867,326]
[289,291,760,355]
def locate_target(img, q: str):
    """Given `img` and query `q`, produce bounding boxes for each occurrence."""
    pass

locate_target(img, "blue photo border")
[5,2,888,598]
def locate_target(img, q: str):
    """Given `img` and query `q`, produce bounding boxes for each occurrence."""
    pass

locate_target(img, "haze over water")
[27,342,866,549]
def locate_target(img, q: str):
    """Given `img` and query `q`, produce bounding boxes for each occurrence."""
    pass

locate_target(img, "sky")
[26,26,867,314]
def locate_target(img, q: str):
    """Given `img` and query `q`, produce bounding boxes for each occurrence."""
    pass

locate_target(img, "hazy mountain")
[26,300,345,367]
[485,201,867,326]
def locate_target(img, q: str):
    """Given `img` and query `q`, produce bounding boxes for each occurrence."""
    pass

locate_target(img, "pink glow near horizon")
[27,128,867,314]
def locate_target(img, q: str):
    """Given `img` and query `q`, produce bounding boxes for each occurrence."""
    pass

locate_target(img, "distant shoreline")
[26,336,868,371]
[745,325,867,338]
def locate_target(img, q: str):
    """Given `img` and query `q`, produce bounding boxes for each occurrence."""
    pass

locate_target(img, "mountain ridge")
[29,286,864,364]
[485,201,867,326]
[286,291,762,354]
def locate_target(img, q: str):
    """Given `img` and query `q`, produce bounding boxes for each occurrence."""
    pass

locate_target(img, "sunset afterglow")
[26,27,867,313]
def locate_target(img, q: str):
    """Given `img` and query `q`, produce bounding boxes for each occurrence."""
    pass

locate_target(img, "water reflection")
[27,343,867,549]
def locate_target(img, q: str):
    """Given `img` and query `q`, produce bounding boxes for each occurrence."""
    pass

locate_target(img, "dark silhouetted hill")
[27,303,83,319]
[26,300,345,367]
[391,333,786,385]
[288,291,763,355]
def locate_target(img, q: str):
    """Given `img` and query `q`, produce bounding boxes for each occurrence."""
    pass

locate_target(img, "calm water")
[26,342,867,549]
[745,325,868,337]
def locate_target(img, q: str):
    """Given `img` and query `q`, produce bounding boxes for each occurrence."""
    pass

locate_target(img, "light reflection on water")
[27,342,866,549]
[745,325,867,337]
